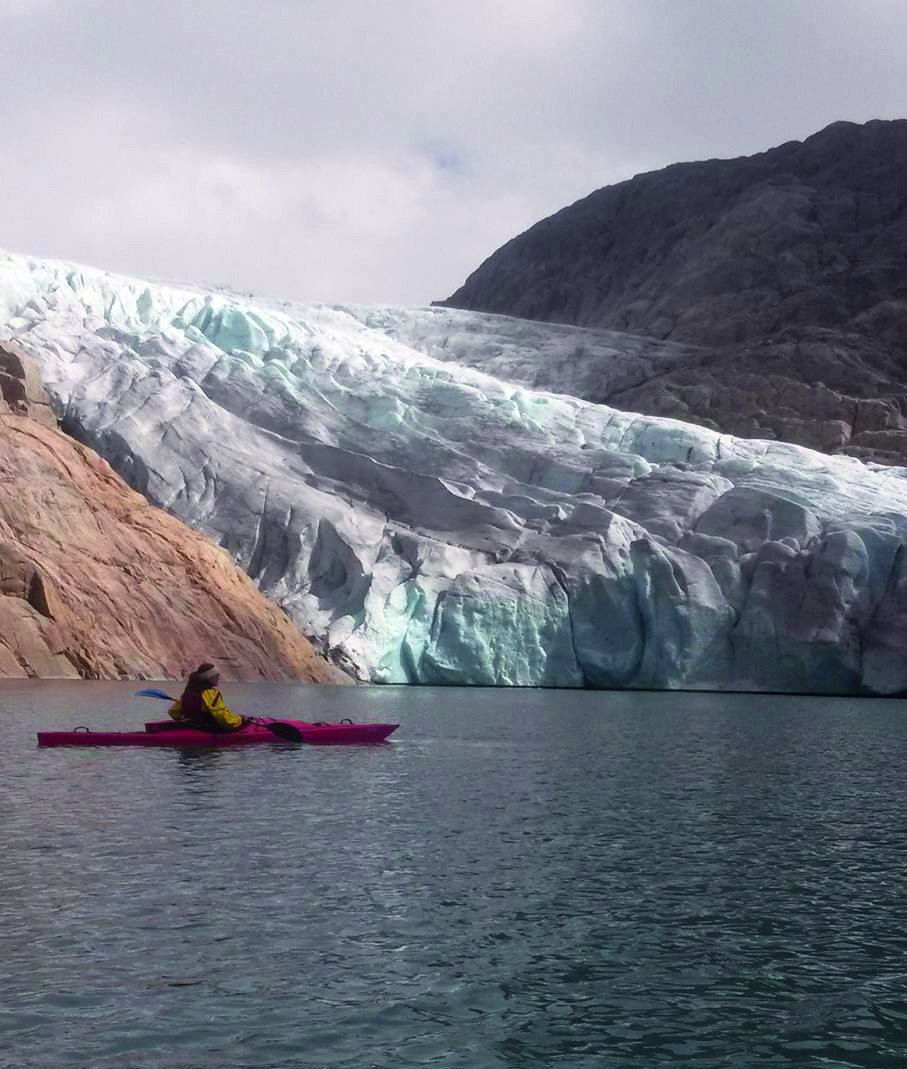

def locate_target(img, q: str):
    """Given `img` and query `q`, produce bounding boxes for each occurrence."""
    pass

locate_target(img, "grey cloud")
[0,0,904,304]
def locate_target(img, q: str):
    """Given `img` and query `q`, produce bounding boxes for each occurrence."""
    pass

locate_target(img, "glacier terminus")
[3,250,907,694]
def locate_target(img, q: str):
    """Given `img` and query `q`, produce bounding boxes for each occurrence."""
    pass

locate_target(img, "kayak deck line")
[37,718,399,748]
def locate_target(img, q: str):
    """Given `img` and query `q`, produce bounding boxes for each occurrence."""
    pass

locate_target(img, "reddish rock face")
[0,350,351,682]
[0,341,57,428]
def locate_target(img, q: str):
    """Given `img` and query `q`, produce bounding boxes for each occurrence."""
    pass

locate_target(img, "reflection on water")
[172,747,235,774]
[2,681,907,1068]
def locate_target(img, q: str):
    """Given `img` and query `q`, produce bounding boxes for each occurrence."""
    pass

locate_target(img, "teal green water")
[2,681,907,1068]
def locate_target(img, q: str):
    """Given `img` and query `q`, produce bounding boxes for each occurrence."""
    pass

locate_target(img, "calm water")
[1,682,907,1069]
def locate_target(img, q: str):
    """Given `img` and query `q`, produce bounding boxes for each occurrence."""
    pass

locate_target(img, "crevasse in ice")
[3,250,907,692]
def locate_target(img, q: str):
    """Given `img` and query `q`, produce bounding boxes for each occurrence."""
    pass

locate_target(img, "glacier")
[2,249,907,693]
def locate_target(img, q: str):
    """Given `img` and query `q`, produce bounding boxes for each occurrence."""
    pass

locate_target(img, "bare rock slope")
[0,344,350,681]
[439,120,907,463]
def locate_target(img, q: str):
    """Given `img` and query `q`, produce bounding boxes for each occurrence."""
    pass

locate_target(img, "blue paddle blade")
[135,688,176,701]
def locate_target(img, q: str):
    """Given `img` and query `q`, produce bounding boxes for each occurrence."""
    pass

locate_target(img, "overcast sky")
[0,0,904,305]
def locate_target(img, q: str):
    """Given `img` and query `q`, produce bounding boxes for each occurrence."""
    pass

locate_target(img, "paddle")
[134,689,304,742]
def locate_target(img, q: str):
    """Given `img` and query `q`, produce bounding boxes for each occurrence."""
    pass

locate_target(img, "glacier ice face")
[3,249,907,693]
[339,304,703,405]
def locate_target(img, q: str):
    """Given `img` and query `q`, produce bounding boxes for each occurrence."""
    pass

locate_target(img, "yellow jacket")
[169,688,244,731]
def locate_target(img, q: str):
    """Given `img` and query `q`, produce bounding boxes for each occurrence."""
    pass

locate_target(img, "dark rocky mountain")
[438,120,907,463]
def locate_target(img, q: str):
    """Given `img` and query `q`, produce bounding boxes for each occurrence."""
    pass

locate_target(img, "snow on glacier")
[339,304,703,404]
[2,248,907,692]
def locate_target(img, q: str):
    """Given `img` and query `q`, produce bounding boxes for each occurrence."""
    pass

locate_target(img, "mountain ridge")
[437,119,907,462]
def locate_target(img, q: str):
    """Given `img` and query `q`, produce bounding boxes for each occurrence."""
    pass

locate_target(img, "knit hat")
[193,663,219,684]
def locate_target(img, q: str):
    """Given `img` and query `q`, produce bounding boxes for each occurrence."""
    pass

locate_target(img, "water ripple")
[2,682,907,1067]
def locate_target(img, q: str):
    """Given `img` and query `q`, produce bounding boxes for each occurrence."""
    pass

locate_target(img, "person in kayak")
[168,663,247,733]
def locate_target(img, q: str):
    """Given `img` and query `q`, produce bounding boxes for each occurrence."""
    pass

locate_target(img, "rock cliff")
[438,119,907,463]
[0,343,350,682]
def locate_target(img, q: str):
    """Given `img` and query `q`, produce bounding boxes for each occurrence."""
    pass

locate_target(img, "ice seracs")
[2,249,907,693]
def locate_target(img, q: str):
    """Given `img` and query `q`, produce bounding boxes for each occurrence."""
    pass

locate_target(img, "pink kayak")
[37,718,398,747]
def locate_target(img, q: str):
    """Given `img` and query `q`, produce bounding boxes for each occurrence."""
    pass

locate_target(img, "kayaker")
[168,663,247,733]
